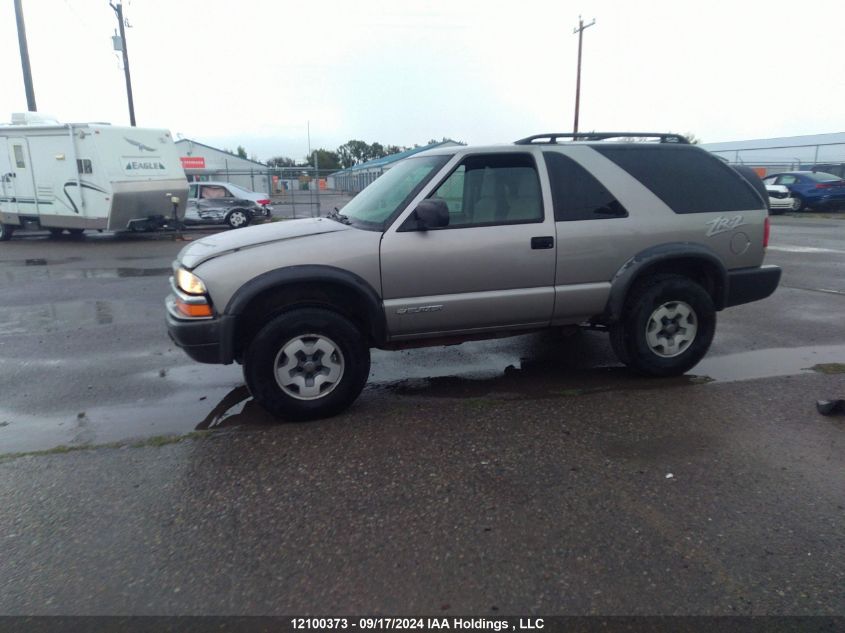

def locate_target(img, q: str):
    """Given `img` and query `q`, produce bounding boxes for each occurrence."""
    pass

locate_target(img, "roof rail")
[514,132,690,145]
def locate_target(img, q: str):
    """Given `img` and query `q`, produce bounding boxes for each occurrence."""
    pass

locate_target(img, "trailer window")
[13,145,25,168]
[76,159,93,174]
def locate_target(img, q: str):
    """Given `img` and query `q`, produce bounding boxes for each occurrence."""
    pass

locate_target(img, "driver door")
[380,151,556,338]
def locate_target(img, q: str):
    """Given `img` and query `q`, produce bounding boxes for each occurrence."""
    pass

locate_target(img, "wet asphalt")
[0,216,843,615]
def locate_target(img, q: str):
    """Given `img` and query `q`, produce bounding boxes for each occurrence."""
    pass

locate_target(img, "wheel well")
[630,258,724,308]
[231,282,375,361]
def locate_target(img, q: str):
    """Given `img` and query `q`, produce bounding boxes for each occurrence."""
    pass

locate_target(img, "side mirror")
[414,199,449,230]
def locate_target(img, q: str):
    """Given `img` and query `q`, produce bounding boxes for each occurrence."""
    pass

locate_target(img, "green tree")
[236,145,247,159]
[337,140,371,168]
[306,149,341,171]
[267,156,297,167]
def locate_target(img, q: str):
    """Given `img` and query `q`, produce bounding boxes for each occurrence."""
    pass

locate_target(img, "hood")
[177,218,351,269]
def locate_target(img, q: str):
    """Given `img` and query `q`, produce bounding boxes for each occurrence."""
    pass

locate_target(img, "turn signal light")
[175,298,213,318]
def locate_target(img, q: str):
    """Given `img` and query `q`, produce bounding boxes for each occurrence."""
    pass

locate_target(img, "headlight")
[176,268,207,295]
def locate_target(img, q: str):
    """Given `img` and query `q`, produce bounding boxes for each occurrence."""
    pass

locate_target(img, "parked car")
[167,132,780,421]
[765,184,794,215]
[185,182,272,229]
[762,171,845,211]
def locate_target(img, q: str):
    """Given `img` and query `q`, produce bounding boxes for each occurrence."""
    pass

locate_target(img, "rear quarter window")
[592,145,764,213]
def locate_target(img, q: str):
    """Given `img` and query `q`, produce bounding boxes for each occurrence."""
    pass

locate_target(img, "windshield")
[338,155,451,230]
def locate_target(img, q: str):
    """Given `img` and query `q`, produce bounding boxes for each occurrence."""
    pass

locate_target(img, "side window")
[13,145,25,168]
[200,185,227,199]
[778,175,797,185]
[544,152,627,221]
[428,153,542,228]
[762,176,776,185]
[188,184,198,199]
[76,159,93,174]
[593,145,764,213]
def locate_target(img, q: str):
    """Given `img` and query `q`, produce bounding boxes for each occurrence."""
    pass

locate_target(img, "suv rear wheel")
[243,308,371,420]
[610,274,716,376]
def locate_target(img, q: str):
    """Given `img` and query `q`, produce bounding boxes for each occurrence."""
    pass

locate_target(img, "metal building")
[175,138,272,194]
[701,132,845,175]
[330,140,462,192]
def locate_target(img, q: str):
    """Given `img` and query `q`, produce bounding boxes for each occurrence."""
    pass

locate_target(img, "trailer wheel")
[0,224,14,241]
[68,228,84,237]
[49,228,64,238]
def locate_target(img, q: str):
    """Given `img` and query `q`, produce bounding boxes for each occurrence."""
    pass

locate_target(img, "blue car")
[762,171,845,211]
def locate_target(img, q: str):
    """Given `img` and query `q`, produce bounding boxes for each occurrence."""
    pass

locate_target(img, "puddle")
[694,344,845,382]
[0,300,154,334]
[1,267,170,283]
[2,339,844,456]
[0,365,270,455]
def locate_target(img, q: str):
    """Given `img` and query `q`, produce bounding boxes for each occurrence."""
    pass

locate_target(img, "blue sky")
[2,0,843,161]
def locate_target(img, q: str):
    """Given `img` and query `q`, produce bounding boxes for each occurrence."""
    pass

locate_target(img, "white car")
[186,181,273,228]
[765,184,795,215]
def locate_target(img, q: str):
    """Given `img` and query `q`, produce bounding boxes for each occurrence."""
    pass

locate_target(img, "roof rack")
[514,132,690,145]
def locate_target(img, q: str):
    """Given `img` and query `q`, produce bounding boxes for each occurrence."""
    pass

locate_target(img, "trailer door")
[4,138,37,215]
[0,138,18,213]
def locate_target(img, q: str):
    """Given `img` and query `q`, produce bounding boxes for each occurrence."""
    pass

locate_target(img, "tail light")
[256,199,271,205]
[763,216,770,248]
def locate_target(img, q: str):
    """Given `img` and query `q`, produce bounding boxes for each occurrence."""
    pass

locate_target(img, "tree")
[267,156,296,167]
[337,140,371,168]
[236,145,247,159]
[306,149,341,172]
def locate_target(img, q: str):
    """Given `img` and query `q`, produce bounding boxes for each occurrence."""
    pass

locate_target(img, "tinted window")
[13,145,25,168]
[544,152,627,221]
[777,175,798,185]
[76,159,93,174]
[593,145,764,213]
[427,153,543,228]
[805,172,841,182]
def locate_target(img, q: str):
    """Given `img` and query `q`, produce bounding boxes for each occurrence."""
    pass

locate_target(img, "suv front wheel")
[610,274,716,376]
[243,308,371,420]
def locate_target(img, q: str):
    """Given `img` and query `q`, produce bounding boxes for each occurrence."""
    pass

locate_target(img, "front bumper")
[768,197,794,210]
[724,265,782,308]
[165,293,235,364]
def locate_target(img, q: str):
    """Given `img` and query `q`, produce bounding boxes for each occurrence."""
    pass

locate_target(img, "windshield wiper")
[327,207,352,224]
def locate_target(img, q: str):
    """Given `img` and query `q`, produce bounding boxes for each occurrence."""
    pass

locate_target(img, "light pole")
[14,0,37,111]
[110,1,136,126]
[572,15,595,136]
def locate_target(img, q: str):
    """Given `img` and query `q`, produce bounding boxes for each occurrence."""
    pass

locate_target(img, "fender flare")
[223,264,387,347]
[604,242,728,322]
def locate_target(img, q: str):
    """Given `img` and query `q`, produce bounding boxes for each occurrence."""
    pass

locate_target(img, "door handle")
[531,236,554,249]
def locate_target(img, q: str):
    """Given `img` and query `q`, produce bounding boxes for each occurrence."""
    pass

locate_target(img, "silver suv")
[166,132,781,420]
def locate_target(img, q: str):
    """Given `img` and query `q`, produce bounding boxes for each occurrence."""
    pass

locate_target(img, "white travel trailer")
[0,113,187,240]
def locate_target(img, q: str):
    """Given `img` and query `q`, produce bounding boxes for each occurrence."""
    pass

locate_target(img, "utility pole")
[14,0,37,111]
[572,15,595,137]
[110,1,136,126]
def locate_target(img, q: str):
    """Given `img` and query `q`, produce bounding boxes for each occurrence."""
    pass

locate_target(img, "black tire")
[225,209,250,229]
[243,308,370,420]
[0,223,13,241]
[68,228,85,237]
[48,228,64,238]
[609,274,716,377]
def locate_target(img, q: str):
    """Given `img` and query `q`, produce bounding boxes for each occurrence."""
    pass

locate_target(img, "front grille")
[768,191,788,199]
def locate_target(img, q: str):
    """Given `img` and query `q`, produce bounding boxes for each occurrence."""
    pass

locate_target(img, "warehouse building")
[701,132,845,176]
[330,140,462,192]
[175,139,272,193]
